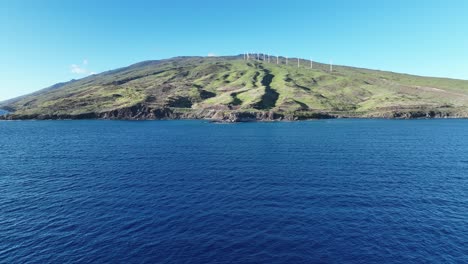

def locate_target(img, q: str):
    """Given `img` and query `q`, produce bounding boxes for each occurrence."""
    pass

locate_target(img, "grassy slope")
[2,55,468,118]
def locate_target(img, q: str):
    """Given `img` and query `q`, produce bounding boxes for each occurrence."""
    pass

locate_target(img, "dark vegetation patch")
[175,70,190,79]
[253,68,279,109]
[295,84,311,91]
[252,72,260,87]
[200,90,216,99]
[294,100,309,110]
[145,95,157,102]
[222,73,232,84]
[165,96,193,108]
[229,92,245,106]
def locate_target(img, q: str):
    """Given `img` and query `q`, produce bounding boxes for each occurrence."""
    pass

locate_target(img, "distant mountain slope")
[2,55,468,121]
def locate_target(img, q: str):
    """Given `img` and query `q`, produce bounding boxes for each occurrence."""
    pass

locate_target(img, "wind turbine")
[330,60,333,72]
[276,55,279,65]
[297,58,300,68]
[286,57,288,65]
[310,58,313,69]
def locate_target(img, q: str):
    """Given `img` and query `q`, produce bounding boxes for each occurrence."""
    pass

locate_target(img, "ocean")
[0,119,467,263]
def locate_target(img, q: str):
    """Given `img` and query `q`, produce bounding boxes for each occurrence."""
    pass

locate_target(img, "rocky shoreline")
[1,104,467,122]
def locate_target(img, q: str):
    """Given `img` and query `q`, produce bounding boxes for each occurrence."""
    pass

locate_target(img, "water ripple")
[0,119,467,263]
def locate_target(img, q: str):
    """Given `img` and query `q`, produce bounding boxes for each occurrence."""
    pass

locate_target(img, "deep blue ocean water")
[0,119,467,263]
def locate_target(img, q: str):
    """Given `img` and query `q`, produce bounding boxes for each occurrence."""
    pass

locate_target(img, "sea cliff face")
[0,105,303,122]
[1,103,465,122]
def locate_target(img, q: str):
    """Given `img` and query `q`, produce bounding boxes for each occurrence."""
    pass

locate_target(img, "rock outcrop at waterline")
[360,108,468,119]
[0,102,338,122]
[1,103,466,122]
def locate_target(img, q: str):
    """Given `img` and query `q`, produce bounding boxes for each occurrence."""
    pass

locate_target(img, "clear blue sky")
[1,0,467,101]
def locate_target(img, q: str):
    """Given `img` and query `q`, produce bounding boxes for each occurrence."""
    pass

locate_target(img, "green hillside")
[2,55,468,121]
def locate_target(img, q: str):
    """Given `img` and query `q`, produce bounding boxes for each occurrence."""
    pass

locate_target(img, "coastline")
[1,105,466,122]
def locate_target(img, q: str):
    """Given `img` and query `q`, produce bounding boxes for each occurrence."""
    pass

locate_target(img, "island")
[1,55,468,122]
